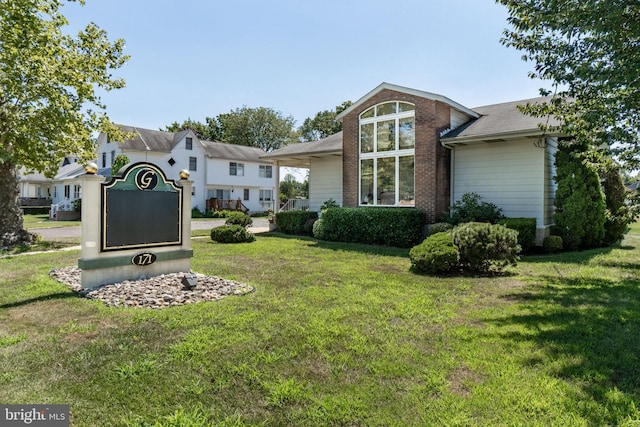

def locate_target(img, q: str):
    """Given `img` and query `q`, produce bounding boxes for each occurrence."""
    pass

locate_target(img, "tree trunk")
[0,160,34,248]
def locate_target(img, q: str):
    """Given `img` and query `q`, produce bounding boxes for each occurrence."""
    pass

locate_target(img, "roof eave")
[441,128,563,147]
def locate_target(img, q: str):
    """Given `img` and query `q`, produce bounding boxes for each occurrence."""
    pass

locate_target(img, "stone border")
[50,267,254,309]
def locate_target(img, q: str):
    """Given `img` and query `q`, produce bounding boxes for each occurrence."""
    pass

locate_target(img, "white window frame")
[358,101,415,207]
[259,165,273,178]
[230,162,245,176]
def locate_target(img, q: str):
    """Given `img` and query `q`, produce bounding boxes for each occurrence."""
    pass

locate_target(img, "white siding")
[309,156,342,212]
[450,109,471,130]
[452,139,549,229]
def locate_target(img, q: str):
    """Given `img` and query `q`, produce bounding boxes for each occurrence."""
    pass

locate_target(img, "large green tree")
[217,106,296,152]
[299,101,352,142]
[497,0,640,170]
[162,117,221,141]
[0,0,128,247]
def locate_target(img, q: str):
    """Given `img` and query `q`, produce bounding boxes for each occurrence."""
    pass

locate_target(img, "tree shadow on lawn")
[0,292,80,309]
[491,275,640,424]
[259,233,410,258]
[522,243,632,265]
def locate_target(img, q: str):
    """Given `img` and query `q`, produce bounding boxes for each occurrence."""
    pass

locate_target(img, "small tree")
[600,162,634,245]
[111,154,130,176]
[553,146,606,248]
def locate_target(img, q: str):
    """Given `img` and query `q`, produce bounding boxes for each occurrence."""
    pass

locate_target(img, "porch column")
[274,160,280,213]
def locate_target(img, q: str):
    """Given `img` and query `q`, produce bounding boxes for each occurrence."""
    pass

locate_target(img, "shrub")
[446,192,504,225]
[321,207,426,248]
[210,225,255,243]
[542,235,563,253]
[601,164,633,245]
[451,222,520,272]
[312,218,327,240]
[320,199,340,211]
[275,211,319,236]
[428,222,453,236]
[498,218,536,252]
[409,232,460,274]
[225,211,253,228]
[191,207,204,218]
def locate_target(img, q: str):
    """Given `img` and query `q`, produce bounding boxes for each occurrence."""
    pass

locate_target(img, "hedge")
[409,232,460,274]
[321,207,426,248]
[498,217,537,252]
[275,211,318,236]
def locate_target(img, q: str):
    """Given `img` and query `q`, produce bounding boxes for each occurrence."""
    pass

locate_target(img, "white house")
[94,126,278,213]
[263,82,562,243]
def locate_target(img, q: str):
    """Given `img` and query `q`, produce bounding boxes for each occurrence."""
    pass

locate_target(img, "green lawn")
[1,225,640,426]
[23,213,81,229]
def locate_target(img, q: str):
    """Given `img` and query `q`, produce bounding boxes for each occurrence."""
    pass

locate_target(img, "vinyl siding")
[309,156,342,212]
[452,139,547,226]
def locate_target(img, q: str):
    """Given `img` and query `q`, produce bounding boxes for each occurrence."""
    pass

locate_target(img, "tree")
[162,117,221,141]
[217,106,296,152]
[553,146,606,249]
[497,0,640,171]
[0,0,129,248]
[111,154,130,176]
[299,101,352,142]
[279,173,301,203]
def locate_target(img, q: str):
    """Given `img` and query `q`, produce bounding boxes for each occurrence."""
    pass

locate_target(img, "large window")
[359,101,415,206]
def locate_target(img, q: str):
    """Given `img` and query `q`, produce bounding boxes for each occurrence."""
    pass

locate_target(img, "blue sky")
[63,0,545,132]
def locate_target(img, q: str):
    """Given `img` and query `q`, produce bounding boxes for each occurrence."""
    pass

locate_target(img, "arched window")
[359,101,415,206]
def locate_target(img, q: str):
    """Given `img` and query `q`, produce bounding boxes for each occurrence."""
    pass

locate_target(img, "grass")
[23,213,81,229]
[1,225,640,425]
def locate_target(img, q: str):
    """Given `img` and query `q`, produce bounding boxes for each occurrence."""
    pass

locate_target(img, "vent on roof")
[168,158,176,166]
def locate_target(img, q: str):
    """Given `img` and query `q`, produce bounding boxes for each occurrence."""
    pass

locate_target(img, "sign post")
[78,162,193,288]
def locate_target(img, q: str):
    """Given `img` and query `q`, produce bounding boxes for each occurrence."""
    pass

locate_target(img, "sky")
[62,0,547,133]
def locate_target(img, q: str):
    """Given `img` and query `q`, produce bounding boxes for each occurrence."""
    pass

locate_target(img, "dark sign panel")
[102,163,182,251]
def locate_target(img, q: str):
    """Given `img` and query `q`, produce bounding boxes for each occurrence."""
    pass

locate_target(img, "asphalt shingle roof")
[261,131,343,159]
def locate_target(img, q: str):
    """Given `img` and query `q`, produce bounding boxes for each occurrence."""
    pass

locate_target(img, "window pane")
[398,102,415,112]
[360,159,373,205]
[399,156,415,206]
[361,107,374,119]
[377,120,395,152]
[237,163,244,176]
[377,157,395,205]
[376,102,396,117]
[360,123,374,153]
[399,117,415,149]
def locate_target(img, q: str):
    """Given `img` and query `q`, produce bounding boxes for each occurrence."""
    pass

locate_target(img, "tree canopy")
[0,0,129,246]
[298,101,352,142]
[497,0,640,171]
[163,117,221,142]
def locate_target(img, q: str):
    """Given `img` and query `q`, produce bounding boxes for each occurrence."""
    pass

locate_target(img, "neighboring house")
[263,82,561,243]
[18,155,85,218]
[95,126,277,212]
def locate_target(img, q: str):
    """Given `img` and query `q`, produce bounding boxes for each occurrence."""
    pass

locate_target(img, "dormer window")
[186,137,193,150]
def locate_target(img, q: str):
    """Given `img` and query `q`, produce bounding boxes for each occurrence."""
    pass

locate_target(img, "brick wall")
[341,89,452,222]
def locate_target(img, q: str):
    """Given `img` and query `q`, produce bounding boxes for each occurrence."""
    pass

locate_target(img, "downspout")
[274,160,280,213]
[440,139,455,208]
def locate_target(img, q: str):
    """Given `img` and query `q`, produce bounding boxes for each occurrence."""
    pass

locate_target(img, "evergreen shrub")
[275,211,318,236]
[210,225,256,243]
[312,218,326,240]
[428,222,453,236]
[451,222,520,272]
[542,235,563,253]
[225,211,253,228]
[409,232,460,274]
[498,218,537,252]
[446,192,504,225]
[321,207,426,248]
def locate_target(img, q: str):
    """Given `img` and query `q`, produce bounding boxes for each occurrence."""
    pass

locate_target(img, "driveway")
[30,218,270,239]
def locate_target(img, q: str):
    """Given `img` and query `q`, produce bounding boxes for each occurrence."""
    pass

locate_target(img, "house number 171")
[132,252,157,266]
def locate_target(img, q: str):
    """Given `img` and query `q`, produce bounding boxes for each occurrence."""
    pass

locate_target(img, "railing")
[50,199,74,219]
[19,197,52,207]
[205,198,249,213]
[280,199,310,212]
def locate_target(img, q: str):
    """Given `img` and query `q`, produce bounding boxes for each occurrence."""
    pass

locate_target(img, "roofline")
[336,82,480,121]
[440,128,564,147]
[261,148,342,161]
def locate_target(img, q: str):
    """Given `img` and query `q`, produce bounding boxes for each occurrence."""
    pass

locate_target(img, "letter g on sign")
[135,168,158,190]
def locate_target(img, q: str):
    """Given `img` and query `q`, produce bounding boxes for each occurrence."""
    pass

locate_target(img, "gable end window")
[186,137,193,150]
[230,162,244,176]
[189,157,197,171]
[359,101,415,207]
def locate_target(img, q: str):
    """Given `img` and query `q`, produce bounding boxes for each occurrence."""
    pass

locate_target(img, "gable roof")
[114,125,269,162]
[260,132,342,168]
[201,140,269,163]
[441,96,563,145]
[336,82,479,121]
